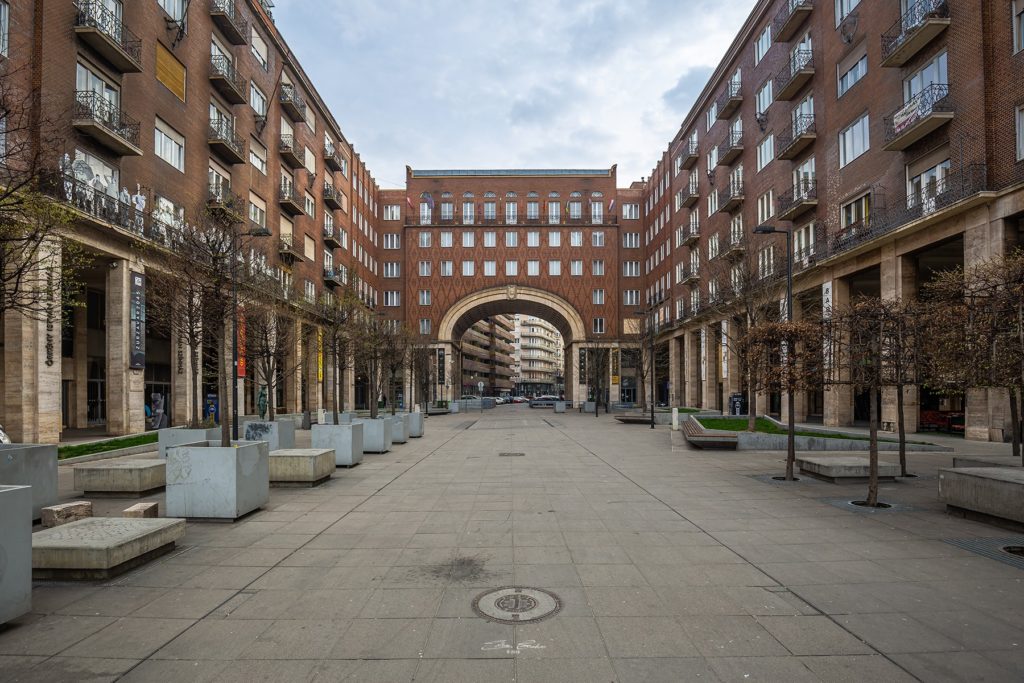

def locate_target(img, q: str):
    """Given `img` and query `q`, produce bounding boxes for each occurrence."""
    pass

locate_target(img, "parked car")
[512,396,528,404]
[529,395,560,408]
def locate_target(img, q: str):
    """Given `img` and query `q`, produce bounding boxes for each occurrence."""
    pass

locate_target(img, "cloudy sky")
[272,0,756,189]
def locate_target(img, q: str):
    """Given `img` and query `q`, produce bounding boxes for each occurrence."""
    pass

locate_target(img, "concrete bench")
[615,415,652,425]
[41,501,92,528]
[73,459,166,497]
[939,467,1024,528]
[681,419,738,450]
[953,456,1022,468]
[797,456,899,483]
[269,449,335,487]
[32,517,186,580]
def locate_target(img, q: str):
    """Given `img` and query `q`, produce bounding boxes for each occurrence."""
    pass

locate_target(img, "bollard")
[672,407,679,431]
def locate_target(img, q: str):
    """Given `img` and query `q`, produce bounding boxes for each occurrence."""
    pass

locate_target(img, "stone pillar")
[283,318,302,414]
[685,330,700,408]
[564,342,577,403]
[668,336,681,407]
[70,305,89,429]
[105,261,145,436]
[701,325,719,412]
[721,320,742,408]
[823,276,853,427]
[879,246,919,433]
[3,309,62,443]
[305,325,323,414]
[170,331,196,427]
[609,344,621,404]
[781,299,808,424]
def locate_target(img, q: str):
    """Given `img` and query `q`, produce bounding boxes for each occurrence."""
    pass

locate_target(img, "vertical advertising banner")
[720,320,728,380]
[129,271,146,369]
[317,329,324,382]
[699,328,707,382]
[237,311,246,378]
[611,348,620,385]
[437,348,445,383]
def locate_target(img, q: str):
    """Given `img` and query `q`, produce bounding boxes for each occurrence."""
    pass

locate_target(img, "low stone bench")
[269,449,334,487]
[797,456,899,483]
[939,467,1024,528]
[41,501,93,528]
[124,502,159,518]
[953,456,1022,468]
[32,517,186,580]
[73,459,166,497]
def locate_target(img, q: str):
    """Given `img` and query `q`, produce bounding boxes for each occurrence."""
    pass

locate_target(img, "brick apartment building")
[0,0,1022,443]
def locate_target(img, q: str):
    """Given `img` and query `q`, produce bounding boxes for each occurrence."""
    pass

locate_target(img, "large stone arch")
[437,285,587,345]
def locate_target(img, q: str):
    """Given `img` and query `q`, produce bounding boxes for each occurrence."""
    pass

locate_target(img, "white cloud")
[272,0,755,187]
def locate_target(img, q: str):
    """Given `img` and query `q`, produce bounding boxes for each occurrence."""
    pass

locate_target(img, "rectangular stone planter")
[554,402,566,413]
[407,412,424,438]
[311,423,364,467]
[73,459,166,497]
[356,418,393,453]
[269,449,334,486]
[0,485,32,624]
[165,441,269,520]
[939,467,1024,527]
[583,401,596,413]
[797,456,899,483]
[157,427,221,458]
[450,401,460,414]
[0,443,58,521]
[242,420,296,452]
[390,414,409,444]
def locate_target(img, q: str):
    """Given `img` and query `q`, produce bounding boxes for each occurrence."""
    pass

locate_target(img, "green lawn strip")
[696,417,928,444]
[58,432,158,460]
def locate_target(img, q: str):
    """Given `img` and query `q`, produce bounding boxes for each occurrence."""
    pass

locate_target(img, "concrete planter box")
[953,456,1021,468]
[158,427,220,458]
[356,418,393,453]
[390,414,409,444]
[73,459,166,496]
[319,411,354,425]
[242,420,296,452]
[450,401,460,414]
[311,423,364,467]
[939,467,1024,526]
[0,485,32,624]
[407,412,424,438]
[554,402,566,413]
[165,441,269,520]
[269,449,334,486]
[583,401,596,413]
[797,456,899,483]
[0,444,58,521]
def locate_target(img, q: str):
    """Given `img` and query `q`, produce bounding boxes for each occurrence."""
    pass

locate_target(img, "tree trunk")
[369,360,378,419]
[332,345,339,425]
[1010,387,1021,463]
[747,389,756,432]
[219,326,231,447]
[190,345,200,428]
[896,383,908,477]
[390,370,397,415]
[785,390,796,480]
[867,388,879,507]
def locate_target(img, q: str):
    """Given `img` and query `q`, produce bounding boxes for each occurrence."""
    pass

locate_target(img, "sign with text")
[129,271,145,369]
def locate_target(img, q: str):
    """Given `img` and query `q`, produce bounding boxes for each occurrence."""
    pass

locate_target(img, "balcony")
[209,0,249,45]
[323,267,344,288]
[279,134,303,169]
[206,183,245,224]
[209,55,246,104]
[883,84,953,150]
[42,171,167,243]
[72,91,142,157]
[774,49,814,101]
[324,143,345,172]
[881,0,950,68]
[682,184,700,208]
[278,233,303,262]
[323,226,343,249]
[715,81,743,120]
[280,84,307,122]
[208,118,246,164]
[793,240,820,274]
[682,226,700,246]
[722,233,746,259]
[73,1,143,73]
[717,131,744,166]
[323,183,344,211]
[718,182,744,213]
[773,0,814,43]
[278,182,303,216]
[679,139,699,169]
[777,179,818,221]
[776,114,816,160]
[682,266,700,285]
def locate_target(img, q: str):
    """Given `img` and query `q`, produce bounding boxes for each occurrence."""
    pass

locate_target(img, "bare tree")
[380,323,413,415]
[310,281,361,424]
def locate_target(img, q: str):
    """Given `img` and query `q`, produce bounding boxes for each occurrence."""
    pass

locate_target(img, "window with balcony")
[418,201,431,225]
[548,201,560,222]
[463,201,475,224]
[567,201,583,219]
[794,157,815,195]
[730,214,744,245]
[440,201,454,220]
[839,113,870,167]
[527,260,540,276]
[905,50,947,102]
[592,201,604,223]
[592,259,605,276]
[838,52,867,97]
[708,232,720,259]
[689,248,700,274]
[505,231,518,247]
[757,191,774,223]
[526,201,540,219]
[505,260,518,276]
[757,135,774,171]
[461,260,474,276]
[305,280,316,304]
[755,24,771,64]
[483,201,496,220]
[549,260,561,276]
[505,201,518,223]
[570,260,583,276]
[384,262,400,278]
[155,118,185,171]
[418,260,431,276]
[794,222,815,259]
[907,158,950,210]
[841,193,871,229]
[440,231,453,247]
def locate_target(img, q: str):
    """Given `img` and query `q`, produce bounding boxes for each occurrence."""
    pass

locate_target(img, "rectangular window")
[461,260,474,276]
[505,231,518,247]
[592,260,605,276]
[418,290,431,305]
[547,231,561,247]
[757,191,774,223]
[505,201,518,224]
[483,201,496,219]
[841,193,871,229]
[526,201,540,219]
[384,205,401,221]
[707,192,719,216]
[527,260,540,276]
[418,260,431,276]
[384,291,400,307]
[440,260,453,276]
[548,260,561,276]
[462,231,474,248]
[249,193,266,228]
[527,231,540,247]
[420,319,431,335]
[154,118,185,171]
[384,262,400,278]
[304,191,315,217]
[1016,1,1024,53]
[623,232,639,248]
[758,246,775,280]
[623,261,640,277]
[463,202,475,224]
[440,231,453,248]
[592,289,605,305]
[755,25,771,64]
[835,0,861,25]
[592,231,605,247]
[624,290,640,306]
[383,233,400,249]
[706,103,718,131]
[838,54,867,97]
[568,200,583,219]
[548,201,560,223]
[706,146,718,169]
[756,135,774,172]
[483,260,496,276]
[159,0,186,21]
[756,80,772,115]
[622,203,640,219]
[593,318,606,334]
[440,201,454,220]
[505,260,518,276]
[419,201,431,225]
[251,29,268,69]
[570,231,583,247]
[570,260,583,276]
[839,113,870,167]
[1017,105,1024,161]
[592,201,604,223]
[249,138,267,174]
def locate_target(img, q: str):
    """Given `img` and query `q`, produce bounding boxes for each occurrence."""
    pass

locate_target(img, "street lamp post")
[231,221,271,441]
[634,297,663,430]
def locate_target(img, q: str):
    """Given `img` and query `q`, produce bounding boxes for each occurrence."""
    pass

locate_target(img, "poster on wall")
[129,271,145,369]
[611,348,620,385]
[317,329,323,382]
[699,328,707,382]
[237,312,246,378]
[720,320,728,380]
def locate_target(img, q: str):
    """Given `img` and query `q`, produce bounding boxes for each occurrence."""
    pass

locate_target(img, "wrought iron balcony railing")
[209,55,246,102]
[73,91,141,150]
[774,49,814,100]
[74,1,143,71]
[773,0,814,43]
[209,0,249,45]
[883,83,952,147]
[208,118,245,161]
[882,0,950,66]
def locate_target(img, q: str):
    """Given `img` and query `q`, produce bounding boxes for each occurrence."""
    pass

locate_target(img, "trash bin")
[729,393,748,416]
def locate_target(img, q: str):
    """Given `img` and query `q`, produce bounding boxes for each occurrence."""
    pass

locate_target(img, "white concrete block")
[407,412,424,438]
[0,485,32,624]
[157,427,220,458]
[355,418,393,453]
[311,423,364,467]
[165,442,269,520]
[390,414,409,444]
[32,517,185,580]
[269,449,334,486]
[243,420,296,452]
[0,443,58,521]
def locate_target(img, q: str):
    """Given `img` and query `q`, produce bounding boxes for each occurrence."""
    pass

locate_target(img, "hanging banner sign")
[129,271,146,369]
[237,311,246,378]
[611,348,620,385]
[317,329,324,382]
[720,320,728,380]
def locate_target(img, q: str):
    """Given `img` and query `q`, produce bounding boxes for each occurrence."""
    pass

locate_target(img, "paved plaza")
[2,408,1023,681]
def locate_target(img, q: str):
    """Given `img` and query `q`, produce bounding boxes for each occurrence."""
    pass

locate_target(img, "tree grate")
[944,537,1024,571]
[499,452,525,457]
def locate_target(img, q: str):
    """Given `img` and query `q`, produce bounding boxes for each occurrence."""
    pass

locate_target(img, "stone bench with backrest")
[681,418,738,450]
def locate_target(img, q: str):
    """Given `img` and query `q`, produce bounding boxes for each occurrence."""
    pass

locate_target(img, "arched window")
[591,191,604,198]
[463,191,475,198]
[527,191,539,198]
[420,191,432,199]
[506,191,517,198]
[441,191,453,198]
[548,191,560,198]
[484,191,497,198]
[570,191,582,198]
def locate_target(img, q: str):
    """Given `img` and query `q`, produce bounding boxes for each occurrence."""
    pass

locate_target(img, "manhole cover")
[472,587,561,624]
[499,452,525,457]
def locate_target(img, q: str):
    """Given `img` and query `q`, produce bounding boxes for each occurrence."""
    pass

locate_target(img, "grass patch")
[696,417,928,444]
[58,432,158,460]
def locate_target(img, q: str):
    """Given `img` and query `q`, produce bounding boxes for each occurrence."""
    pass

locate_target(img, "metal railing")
[280,84,307,114]
[778,179,817,213]
[73,91,140,148]
[210,55,244,93]
[884,83,951,143]
[207,182,245,215]
[279,181,300,204]
[716,80,742,109]
[773,0,814,36]
[777,114,816,152]
[882,0,949,62]
[718,130,743,154]
[279,134,298,153]
[210,0,249,35]
[74,1,142,65]
[208,118,244,156]
[323,183,343,205]
[405,209,618,226]
[718,181,743,205]
[774,49,813,93]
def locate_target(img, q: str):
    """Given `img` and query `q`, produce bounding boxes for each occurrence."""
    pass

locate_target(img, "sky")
[272,0,757,189]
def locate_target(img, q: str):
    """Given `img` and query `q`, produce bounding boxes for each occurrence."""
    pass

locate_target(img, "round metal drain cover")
[472,586,561,624]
